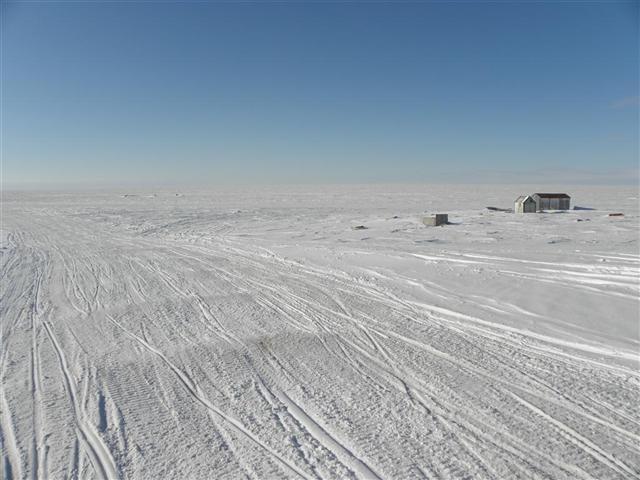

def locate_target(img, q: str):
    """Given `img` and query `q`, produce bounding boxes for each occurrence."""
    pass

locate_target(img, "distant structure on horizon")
[515,193,571,213]
[514,195,537,213]
[423,213,449,226]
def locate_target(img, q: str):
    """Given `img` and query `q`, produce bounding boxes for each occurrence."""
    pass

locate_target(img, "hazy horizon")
[4,180,639,195]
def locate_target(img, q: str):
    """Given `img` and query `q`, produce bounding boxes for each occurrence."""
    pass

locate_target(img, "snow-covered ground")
[2,184,639,479]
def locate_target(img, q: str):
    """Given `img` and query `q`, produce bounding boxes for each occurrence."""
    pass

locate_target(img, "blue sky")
[2,1,638,187]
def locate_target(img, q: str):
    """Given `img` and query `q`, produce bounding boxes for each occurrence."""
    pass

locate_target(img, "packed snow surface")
[2,185,639,479]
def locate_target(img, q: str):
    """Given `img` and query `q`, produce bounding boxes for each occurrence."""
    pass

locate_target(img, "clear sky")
[2,1,638,188]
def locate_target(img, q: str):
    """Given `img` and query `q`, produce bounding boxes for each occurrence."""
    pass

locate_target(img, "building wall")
[532,194,570,211]
[515,200,522,213]
[515,198,536,213]
[540,197,550,210]
[523,199,536,212]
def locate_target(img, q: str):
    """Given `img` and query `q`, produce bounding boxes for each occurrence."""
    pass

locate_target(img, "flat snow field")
[2,184,639,480]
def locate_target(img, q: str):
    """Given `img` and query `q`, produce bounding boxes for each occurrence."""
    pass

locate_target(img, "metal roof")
[534,193,570,198]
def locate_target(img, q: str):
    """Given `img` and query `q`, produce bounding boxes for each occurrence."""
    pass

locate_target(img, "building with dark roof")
[532,193,571,211]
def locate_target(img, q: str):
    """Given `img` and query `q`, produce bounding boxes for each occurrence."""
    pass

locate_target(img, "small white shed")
[514,195,536,213]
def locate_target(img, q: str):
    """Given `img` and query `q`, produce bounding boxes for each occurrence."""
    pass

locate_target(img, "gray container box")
[423,214,449,226]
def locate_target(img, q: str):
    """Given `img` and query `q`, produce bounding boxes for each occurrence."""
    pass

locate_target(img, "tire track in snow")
[277,392,382,480]
[145,259,246,348]
[52,248,90,316]
[29,254,47,480]
[374,323,640,450]
[217,245,637,477]
[510,392,640,479]
[40,316,119,480]
[256,378,382,480]
[105,313,310,480]
[30,248,118,480]
[414,303,639,369]
[191,242,640,454]
[336,333,592,478]
[1,389,23,480]
[249,347,382,479]
[332,333,516,477]
[344,287,640,462]
[186,240,637,477]
[497,269,638,300]
[228,264,511,477]
[165,246,319,335]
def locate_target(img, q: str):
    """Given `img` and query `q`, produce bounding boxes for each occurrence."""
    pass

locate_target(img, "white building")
[514,195,537,213]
